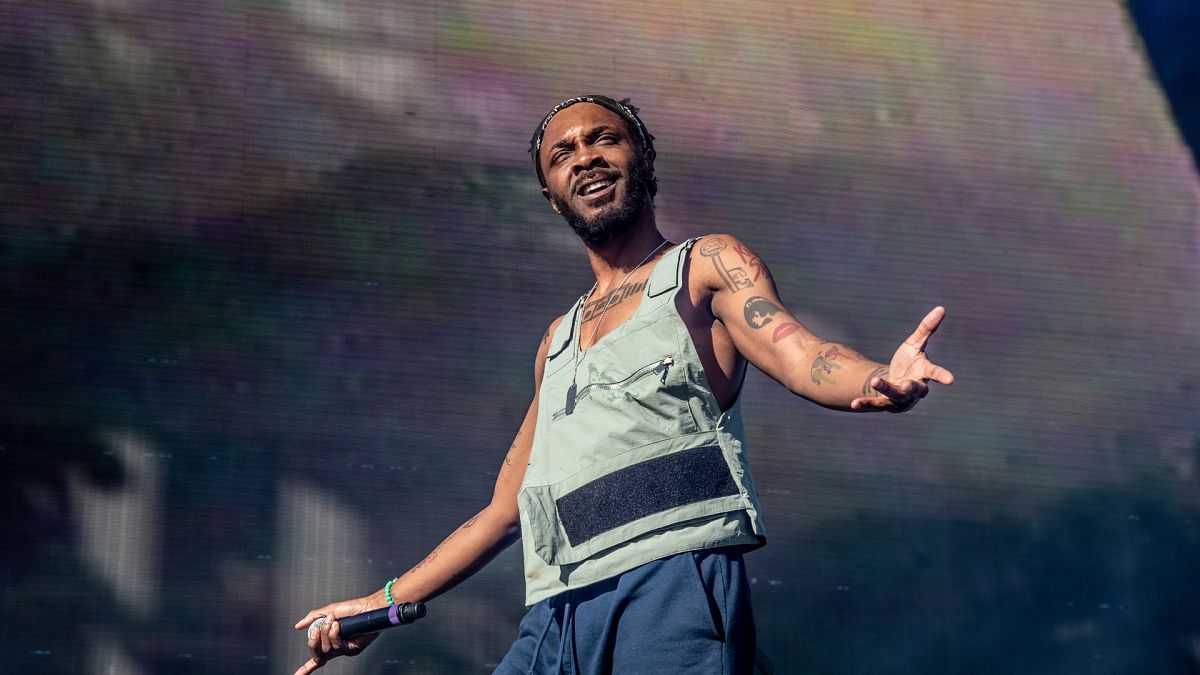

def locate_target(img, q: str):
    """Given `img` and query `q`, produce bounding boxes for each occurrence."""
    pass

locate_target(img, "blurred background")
[2,0,1198,673]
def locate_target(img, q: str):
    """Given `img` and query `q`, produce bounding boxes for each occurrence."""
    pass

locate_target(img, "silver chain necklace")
[565,239,670,415]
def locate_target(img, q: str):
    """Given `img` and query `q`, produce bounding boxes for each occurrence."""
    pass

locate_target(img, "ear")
[542,187,561,214]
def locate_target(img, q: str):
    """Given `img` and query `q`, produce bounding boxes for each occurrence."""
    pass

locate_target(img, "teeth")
[581,179,613,195]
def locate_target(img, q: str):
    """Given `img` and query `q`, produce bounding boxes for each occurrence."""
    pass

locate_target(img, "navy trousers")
[494,547,756,675]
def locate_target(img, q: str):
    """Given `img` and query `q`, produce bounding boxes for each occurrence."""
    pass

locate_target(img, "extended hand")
[293,596,380,675]
[850,306,955,413]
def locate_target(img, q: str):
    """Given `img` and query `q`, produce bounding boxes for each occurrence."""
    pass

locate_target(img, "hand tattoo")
[862,366,889,395]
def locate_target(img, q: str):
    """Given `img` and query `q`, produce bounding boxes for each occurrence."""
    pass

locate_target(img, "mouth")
[574,173,619,201]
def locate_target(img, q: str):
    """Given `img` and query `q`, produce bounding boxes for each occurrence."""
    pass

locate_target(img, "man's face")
[538,103,653,248]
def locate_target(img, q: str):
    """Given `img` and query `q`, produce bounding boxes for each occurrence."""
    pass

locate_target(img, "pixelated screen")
[3,1,1198,673]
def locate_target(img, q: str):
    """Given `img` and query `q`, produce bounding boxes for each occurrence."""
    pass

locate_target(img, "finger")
[329,617,346,652]
[321,619,335,654]
[306,616,327,643]
[294,658,321,675]
[870,377,913,401]
[867,378,922,412]
[903,306,945,350]
[296,611,318,630]
[924,362,955,386]
[850,396,891,412]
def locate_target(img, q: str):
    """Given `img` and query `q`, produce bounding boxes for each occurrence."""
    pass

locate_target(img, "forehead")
[540,103,630,154]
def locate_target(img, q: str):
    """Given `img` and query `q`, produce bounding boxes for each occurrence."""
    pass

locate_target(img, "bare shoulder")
[538,315,565,353]
[534,315,566,382]
[688,233,771,295]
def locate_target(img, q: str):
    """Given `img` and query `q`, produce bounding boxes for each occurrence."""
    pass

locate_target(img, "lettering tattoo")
[810,346,852,385]
[414,540,444,571]
[743,296,781,329]
[772,323,800,343]
[699,238,753,293]
[413,512,481,572]
[862,366,889,395]
[582,280,647,322]
[733,242,767,282]
[503,431,523,468]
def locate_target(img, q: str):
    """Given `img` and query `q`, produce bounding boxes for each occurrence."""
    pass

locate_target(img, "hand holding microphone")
[294,599,427,675]
[306,601,427,640]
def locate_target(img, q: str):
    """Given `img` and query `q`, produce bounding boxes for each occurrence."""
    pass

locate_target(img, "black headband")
[529,95,654,188]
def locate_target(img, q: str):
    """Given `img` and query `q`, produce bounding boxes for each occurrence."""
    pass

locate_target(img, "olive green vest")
[517,237,766,605]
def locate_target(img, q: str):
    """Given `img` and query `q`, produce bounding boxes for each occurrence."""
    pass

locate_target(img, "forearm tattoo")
[411,513,480,572]
[503,431,523,468]
[699,238,753,292]
[810,346,853,385]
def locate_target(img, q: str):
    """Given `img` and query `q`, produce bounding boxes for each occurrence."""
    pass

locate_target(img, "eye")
[596,133,618,144]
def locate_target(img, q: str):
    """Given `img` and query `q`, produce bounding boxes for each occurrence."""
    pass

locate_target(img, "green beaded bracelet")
[384,577,399,606]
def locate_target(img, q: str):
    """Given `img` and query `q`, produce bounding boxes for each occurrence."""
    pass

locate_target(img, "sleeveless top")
[517,237,767,605]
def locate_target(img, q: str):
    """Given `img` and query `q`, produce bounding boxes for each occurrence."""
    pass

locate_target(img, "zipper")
[552,356,674,420]
[573,356,674,403]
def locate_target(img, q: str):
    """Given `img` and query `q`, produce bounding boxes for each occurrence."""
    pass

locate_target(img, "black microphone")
[308,602,426,640]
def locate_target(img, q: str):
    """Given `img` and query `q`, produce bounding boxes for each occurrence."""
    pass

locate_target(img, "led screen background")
[2,1,1198,673]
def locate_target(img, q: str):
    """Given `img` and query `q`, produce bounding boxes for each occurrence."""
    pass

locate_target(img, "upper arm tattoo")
[743,296,802,343]
[699,238,753,293]
[743,296,780,328]
[733,242,766,282]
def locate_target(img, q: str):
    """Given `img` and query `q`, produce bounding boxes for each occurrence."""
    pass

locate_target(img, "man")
[294,95,954,674]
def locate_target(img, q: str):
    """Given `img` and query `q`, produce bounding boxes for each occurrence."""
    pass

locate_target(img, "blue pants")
[494,547,756,675]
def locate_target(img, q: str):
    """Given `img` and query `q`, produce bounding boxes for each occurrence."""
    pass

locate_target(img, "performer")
[294,95,955,674]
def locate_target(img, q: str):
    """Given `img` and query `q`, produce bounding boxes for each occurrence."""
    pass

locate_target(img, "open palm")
[850,306,955,412]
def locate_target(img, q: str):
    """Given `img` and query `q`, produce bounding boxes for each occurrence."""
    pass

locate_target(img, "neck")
[583,209,668,291]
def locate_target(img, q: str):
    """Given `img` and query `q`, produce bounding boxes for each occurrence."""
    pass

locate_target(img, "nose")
[570,146,606,175]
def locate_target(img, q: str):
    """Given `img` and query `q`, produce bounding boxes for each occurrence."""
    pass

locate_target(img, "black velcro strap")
[555,444,739,547]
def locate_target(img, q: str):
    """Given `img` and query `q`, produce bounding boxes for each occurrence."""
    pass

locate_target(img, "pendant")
[565,382,577,416]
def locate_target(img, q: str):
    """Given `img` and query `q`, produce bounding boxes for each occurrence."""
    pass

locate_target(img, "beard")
[549,157,652,249]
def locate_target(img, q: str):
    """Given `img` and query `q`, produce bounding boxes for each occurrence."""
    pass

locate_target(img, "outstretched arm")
[292,317,562,674]
[697,234,954,412]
